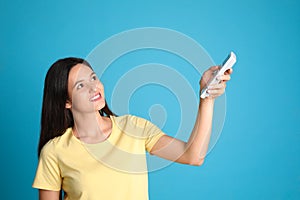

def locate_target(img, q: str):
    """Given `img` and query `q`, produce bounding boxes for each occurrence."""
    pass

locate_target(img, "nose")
[89,82,98,92]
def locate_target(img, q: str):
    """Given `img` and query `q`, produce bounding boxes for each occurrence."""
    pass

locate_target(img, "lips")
[90,93,102,102]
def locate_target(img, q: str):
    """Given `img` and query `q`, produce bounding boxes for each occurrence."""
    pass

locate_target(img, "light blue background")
[1,0,299,199]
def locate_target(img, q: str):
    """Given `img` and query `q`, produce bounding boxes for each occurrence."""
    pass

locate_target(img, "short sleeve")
[32,141,61,191]
[143,119,166,152]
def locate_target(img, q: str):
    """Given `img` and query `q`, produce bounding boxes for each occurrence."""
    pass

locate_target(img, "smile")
[90,93,101,102]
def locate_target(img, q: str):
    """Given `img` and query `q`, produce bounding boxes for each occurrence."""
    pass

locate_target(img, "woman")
[33,57,232,199]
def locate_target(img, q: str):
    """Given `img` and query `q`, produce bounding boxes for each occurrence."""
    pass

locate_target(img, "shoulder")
[111,114,162,138]
[112,114,151,128]
[40,128,72,157]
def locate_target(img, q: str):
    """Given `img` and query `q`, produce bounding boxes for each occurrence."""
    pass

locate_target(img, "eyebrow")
[73,72,96,89]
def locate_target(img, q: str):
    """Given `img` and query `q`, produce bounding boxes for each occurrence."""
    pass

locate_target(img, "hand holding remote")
[200,52,236,99]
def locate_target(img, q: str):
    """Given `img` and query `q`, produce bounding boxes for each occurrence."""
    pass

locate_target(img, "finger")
[200,66,220,85]
[203,66,219,78]
[207,94,220,99]
[209,66,221,77]
[207,88,225,97]
[208,82,226,90]
[224,68,233,75]
[217,74,231,82]
[209,65,220,71]
[207,92,224,99]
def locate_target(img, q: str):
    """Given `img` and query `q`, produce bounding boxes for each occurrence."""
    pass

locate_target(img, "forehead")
[68,64,93,81]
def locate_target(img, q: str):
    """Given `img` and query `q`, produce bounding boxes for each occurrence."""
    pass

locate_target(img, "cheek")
[71,90,88,104]
[97,80,104,88]
[99,83,105,93]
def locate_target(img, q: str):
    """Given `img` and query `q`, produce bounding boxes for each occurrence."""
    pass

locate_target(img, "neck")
[71,111,111,142]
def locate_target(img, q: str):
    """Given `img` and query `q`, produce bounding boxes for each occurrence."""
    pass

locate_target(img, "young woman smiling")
[33,57,232,200]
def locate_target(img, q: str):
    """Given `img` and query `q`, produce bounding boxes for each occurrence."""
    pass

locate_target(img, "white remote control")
[200,51,236,99]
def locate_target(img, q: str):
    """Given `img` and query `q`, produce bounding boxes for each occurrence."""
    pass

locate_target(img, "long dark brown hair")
[38,57,116,156]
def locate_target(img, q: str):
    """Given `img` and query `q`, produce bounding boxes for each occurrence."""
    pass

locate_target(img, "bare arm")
[39,189,60,200]
[150,66,233,166]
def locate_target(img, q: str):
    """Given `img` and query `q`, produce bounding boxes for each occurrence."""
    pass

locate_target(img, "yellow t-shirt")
[32,115,165,200]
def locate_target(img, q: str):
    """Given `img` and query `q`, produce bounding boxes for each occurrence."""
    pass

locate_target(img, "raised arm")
[150,66,232,166]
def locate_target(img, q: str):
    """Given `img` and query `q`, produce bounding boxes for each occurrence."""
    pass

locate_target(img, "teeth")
[90,94,100,101]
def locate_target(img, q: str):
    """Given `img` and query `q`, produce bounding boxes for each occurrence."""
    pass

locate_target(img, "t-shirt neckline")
[70,115,116,147]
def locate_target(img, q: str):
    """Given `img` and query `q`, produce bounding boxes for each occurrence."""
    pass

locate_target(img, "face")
[66,64,105,113]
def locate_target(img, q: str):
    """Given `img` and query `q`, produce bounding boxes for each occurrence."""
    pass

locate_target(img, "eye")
[91,75,98,81]
[76,83,84,90]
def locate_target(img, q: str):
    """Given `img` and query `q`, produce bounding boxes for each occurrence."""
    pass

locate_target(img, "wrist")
[200,97,215,105]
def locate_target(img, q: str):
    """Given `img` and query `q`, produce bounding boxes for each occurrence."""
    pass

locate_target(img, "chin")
[96,102,106,111]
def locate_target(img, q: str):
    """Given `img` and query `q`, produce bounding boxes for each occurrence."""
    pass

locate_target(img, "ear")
[65,100,72,109]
